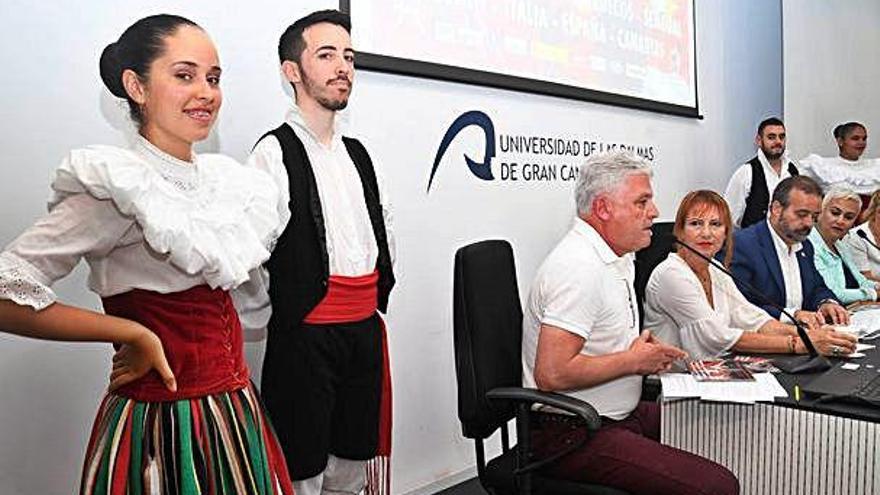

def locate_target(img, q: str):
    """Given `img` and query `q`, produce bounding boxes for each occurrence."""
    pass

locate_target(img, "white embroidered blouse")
[0,136,282,310]
[799,154,880,195]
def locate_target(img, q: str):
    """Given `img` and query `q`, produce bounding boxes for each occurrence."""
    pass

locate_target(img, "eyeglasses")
[622,279,637,329]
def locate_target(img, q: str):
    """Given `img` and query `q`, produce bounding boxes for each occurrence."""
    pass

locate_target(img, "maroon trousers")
[531,402,739,495]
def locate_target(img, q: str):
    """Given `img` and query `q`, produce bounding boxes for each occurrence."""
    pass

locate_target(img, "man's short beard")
[762,146,784,161]
[778,216,811,243]
[299,63,351,111]
[317,96,348,111]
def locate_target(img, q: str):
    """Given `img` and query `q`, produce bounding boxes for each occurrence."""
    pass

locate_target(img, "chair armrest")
[486,386,601,431]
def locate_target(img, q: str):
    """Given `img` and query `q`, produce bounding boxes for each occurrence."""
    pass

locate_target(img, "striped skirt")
[80,384,293,495]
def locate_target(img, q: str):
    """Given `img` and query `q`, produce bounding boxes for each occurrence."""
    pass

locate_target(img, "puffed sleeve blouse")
[0,135,283,310]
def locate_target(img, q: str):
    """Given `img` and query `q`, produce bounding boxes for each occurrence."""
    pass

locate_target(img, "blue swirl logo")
[427,110,496,193]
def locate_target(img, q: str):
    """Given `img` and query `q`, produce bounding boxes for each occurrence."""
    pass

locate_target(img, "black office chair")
[452,240,628,495]
[633,221,675,328]
[631,222,675,401]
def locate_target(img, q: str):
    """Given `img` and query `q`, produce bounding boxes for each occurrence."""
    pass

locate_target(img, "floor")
[435,477,488,495]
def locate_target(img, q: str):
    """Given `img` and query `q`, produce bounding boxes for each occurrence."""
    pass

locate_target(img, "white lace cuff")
[0,252,56,310]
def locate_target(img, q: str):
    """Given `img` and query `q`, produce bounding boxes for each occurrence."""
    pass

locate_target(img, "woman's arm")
[0,300,175,391]
[0,194,174,391]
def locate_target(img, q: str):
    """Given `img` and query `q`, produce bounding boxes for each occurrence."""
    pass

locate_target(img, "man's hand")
[628,330,687,375]
[792,310,823,330]
[807,326,858,356]
[819,301,850,325]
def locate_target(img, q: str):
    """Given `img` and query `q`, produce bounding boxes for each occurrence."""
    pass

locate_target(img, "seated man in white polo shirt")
[522,151,739,495]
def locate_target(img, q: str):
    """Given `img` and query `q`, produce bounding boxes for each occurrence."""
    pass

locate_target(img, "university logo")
[427,110,496,192]
[427,110,657,191]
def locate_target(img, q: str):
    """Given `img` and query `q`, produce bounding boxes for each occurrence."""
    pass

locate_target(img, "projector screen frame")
[339,0,701,119]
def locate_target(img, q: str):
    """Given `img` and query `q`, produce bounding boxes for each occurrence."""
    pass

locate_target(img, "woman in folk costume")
[0,14,293,494]
[800,122,880,212]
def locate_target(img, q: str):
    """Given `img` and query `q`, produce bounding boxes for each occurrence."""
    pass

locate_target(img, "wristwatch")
[818,298,841,309]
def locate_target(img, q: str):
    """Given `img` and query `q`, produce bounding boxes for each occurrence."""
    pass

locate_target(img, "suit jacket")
[730,221,837,319]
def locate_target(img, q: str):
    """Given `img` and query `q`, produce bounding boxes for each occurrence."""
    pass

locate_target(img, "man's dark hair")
[278,10,351,65]
[772,175,823,209]
[833,121,866,140]
[757,117,785,137]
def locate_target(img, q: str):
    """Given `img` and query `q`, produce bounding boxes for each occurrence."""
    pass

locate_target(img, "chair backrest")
[453,240,523,440]
[634,221,674,327]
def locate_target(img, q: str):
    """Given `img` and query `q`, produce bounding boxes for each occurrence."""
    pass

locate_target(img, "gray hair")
[822,186,862,210]
[575,151,653,216]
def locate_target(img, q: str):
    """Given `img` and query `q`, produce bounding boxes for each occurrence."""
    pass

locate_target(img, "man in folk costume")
[244,9,395,495]
[723,117,800,229]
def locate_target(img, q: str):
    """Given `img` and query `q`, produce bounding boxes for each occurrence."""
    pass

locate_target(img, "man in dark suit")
[730,176,850,327]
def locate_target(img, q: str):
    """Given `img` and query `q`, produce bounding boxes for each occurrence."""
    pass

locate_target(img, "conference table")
[660,346,880,495]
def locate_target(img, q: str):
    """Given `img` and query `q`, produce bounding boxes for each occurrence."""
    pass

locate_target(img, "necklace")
[695,271,711,287]
[693,268,714,307]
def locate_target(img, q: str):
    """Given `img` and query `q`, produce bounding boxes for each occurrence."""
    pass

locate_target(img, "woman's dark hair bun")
[834,121,866,140]
[97,15,200,126]
[99,42,128,98]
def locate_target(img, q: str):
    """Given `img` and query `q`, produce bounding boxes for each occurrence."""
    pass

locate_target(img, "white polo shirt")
[522,218,642,420]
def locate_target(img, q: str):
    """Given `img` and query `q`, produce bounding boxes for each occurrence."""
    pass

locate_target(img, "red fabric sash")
[304,271,392,495]
[303,272,380,324]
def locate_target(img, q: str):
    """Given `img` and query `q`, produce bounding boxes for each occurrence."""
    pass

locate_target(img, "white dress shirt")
[724,149,797,227]
[522,219,641,420]
[644,253,773,359]
[768,221,804,321]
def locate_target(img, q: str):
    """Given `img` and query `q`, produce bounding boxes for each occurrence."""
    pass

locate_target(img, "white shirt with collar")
[234,104,395,333]
[768,220,804,322]
[724,148,797,227]
[522,219,642,420]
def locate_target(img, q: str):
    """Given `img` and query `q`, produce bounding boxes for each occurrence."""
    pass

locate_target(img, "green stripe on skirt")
[80,383,292,495]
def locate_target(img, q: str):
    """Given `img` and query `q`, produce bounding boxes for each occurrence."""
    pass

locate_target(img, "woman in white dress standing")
[0,14,293,494]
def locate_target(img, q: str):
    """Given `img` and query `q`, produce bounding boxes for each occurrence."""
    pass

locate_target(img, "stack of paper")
[849,308,880,339]
[659,372,789,403]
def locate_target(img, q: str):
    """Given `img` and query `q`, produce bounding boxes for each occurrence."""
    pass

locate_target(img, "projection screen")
[341,0,698,118]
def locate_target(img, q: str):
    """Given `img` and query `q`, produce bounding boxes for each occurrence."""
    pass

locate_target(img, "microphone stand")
[669,235,831,374]
[856,229,880,251]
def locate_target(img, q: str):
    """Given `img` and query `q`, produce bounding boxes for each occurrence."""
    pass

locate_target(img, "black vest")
[259,124,395,331]
[740,156,799,228]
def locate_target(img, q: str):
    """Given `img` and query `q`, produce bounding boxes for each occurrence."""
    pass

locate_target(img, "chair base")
[483,449,630,495]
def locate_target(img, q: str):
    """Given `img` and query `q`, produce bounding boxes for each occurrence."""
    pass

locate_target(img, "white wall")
[783,0,880,158]
[0,1,782,493]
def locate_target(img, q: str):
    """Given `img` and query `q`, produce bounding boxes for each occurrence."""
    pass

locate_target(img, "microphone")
[856,229,880,251]
[666,234,830,374]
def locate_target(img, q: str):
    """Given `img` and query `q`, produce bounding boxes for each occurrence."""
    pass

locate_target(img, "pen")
[794,384,801,402]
